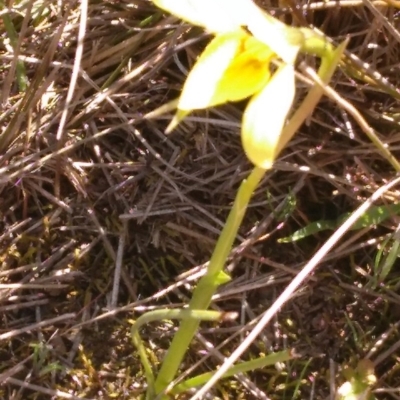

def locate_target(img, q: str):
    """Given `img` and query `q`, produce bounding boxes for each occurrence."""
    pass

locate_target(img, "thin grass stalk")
[0,3,28,92]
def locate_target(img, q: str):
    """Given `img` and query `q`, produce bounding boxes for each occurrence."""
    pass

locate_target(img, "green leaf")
[338,203,400,229]
[241,64,296,169]
[278,220,336,243]
[336,381,373,400]
[337,360,376,400]
[214,270,231,285]
[373,236,400,285]
[279,203,400,243]
[170,349,293,395]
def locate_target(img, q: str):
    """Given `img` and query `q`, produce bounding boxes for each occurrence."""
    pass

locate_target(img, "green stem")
[153,167,266,396]
[152,37,345,398]
[145,15,347,400]
[0,3,28,92]
[278,39,348,154]
[293,36,400,172]
[131,309,233,399]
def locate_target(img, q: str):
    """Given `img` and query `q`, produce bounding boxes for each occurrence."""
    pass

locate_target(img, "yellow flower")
[153,0,299,169]
[167,30,275,132]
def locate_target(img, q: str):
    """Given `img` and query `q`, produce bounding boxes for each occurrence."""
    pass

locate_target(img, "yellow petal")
[178,32,272,111]
[152,0,301,63]
[178,32,242,110]
[242,5,301,64]
[166,109,190,134]
[152,0,254,33]
[241,64,296,169]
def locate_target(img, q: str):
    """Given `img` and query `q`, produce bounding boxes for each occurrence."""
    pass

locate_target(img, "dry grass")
[1,0,400,399]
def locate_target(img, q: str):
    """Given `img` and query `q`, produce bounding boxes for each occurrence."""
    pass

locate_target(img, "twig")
[0,313,75,341]
[191,175,400,399]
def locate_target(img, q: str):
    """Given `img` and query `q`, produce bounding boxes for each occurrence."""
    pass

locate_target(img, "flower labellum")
[167,31,273,133]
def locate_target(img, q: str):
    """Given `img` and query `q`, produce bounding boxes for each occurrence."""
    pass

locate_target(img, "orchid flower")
[153,0,300,169]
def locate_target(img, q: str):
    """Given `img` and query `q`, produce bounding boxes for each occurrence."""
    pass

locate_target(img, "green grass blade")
[338,203,400,229]
[278,220,336,243]
[0,5,28,92]
[280,203,400,243]
[170,350,293,395]
[375,237,400,285]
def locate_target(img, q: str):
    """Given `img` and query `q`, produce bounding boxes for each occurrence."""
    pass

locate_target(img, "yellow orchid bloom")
[166,30,275,133]
[153,0,301,169]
